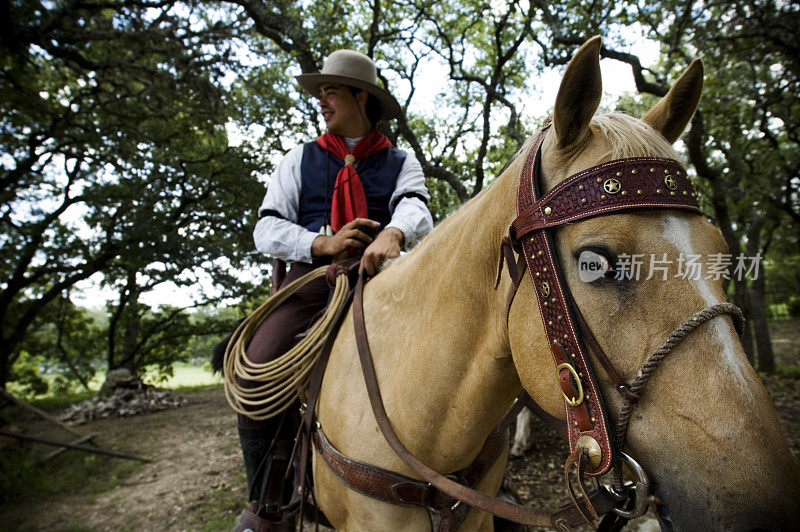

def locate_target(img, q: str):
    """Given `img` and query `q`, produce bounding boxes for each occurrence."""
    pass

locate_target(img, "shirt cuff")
[385,220,415,250]
[295,230,320,264]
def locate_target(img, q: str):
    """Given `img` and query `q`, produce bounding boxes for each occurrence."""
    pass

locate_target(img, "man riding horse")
[233,49,433,530]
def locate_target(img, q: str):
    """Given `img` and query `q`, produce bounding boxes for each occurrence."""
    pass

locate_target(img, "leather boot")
[233,501,296,532]
[238,424,274,502]
[235,411,299,531]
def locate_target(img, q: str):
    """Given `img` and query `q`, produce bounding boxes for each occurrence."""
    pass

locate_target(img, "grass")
[0,442,145,528]
[1,374,222,516]
[142,362,222,389]
[7,363,222,406]
[1,380,227,530]
[188,472,248,532]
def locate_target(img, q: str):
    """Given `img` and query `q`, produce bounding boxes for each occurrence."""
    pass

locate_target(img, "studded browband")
[511,123,701,476]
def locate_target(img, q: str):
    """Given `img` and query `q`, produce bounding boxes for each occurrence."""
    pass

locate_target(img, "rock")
[99,368,141,397]
[59,387,186,425]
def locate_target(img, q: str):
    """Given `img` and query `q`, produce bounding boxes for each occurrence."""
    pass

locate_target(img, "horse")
[309,36,800,530]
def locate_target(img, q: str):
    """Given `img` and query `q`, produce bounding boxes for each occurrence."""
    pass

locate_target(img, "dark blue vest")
[298,141,406,233]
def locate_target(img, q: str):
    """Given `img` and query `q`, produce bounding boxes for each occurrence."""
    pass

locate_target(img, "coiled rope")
[223,266,352,420]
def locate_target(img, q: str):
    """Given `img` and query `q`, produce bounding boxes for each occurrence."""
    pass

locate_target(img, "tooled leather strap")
[352,270,616,527]
[313,420,507,531]
[511,124,701,476]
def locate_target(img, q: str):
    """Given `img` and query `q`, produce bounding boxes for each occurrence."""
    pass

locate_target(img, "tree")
[224,0,540,213]
[11,293,104,395]
[536,0,799,370]
[4,0,796,390]
[0,1,260,388]
[633,0,799,371]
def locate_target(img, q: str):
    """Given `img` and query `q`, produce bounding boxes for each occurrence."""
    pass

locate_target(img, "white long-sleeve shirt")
[253,140,433,263]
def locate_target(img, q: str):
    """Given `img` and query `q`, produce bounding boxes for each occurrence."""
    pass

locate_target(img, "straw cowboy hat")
[296,50,401,120]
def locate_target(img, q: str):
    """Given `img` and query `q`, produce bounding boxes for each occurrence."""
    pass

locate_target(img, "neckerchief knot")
[316,130,392,232]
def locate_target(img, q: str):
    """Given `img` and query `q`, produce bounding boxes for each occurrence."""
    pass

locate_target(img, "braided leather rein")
[610,302,744,491]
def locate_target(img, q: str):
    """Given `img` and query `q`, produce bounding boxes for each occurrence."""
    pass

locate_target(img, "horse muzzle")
[652,482,800,532]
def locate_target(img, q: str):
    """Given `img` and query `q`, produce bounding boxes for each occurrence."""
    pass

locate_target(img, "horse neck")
[369,161,525,468]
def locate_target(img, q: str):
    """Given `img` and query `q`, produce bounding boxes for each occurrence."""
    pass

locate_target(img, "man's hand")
[361,227,405,276]
[311,218,380,257]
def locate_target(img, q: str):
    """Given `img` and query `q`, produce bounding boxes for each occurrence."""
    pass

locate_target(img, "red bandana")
[316,130,393,232]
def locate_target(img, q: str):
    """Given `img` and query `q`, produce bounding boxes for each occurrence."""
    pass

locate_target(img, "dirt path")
[3,387,246,531]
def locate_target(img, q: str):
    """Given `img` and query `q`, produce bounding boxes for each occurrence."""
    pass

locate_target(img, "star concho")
[540,281,551,297]
[603,178,621,194]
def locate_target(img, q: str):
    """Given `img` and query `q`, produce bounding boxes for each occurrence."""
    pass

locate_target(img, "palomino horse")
[312,37,800,530]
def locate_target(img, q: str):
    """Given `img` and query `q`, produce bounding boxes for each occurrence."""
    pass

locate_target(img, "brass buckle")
[556,363,584,407]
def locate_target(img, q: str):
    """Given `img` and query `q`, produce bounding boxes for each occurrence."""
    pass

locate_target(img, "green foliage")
[775,362,800,380]
[3,0,799,388]
[180,306,241,363]
[7,352,49,396]
[13,296,104,392]
[0,1,261,386]
[0,439,142,511]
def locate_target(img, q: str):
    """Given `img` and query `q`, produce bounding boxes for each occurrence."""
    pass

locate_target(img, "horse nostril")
[655,501,674,532]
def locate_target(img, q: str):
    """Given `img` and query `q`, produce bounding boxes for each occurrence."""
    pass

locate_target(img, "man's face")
[318,84,366,136]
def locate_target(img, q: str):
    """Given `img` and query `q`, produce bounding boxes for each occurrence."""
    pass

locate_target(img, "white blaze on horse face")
[660,214,747,383]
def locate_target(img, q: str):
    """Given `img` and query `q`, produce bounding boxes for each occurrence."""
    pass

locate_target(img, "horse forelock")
[590,113,682,162]
[501,113,683,193]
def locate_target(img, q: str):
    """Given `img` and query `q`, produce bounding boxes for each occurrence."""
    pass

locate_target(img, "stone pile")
[60,380,186,425]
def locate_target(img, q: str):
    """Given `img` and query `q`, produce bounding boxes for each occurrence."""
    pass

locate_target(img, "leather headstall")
[510,123,701,476]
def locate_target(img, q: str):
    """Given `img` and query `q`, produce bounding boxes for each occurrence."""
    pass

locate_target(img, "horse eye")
[576,249,615,283]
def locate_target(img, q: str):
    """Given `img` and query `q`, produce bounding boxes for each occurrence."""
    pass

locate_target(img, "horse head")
[509,37,800,530]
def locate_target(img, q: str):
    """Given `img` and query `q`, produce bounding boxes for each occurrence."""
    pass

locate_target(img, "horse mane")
[381,113,682,274]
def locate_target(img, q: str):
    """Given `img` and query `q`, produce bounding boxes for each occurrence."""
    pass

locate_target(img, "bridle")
[505,120,744,520]
[302,121,745,530]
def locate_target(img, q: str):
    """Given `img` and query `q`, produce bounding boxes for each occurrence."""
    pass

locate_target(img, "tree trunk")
[734,281,755,365]
[0,344,9,391]
[745,212,776,373]
[750,273,776,373]
[685,113,756,363]
[107,268,138,371]
[119,290,141,372]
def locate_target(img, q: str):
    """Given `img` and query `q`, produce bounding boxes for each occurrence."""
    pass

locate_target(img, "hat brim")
[296,73,401,121]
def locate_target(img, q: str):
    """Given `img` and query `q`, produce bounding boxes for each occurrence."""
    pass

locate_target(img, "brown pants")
[238,261,331,427]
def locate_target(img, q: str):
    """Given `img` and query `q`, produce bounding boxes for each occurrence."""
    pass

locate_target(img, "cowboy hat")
[296,50,401,120]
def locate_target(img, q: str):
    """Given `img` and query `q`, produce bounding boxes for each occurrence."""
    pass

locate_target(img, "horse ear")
[553,36,603,149]
[642,59,704,144]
